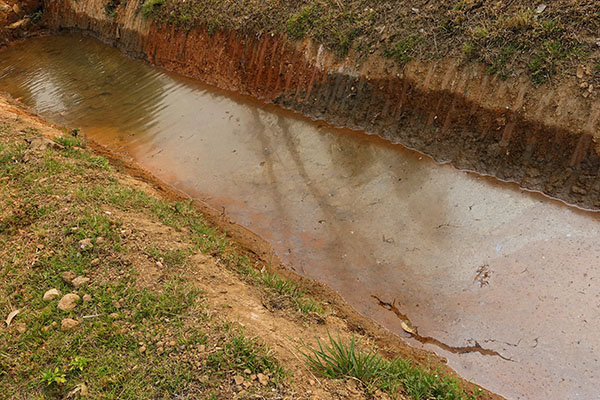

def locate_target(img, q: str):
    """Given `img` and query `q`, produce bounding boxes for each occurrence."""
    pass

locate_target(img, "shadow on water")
[2,33,600,400]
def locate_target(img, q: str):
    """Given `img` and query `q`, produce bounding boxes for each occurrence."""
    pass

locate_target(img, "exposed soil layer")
[38,0,600,210]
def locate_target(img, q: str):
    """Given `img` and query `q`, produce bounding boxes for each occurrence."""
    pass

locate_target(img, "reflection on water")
[2,34,600,400]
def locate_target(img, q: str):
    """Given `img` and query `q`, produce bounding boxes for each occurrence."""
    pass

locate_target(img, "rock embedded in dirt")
[233,375,244,385]
[61,318,80,331]
[43,288,61,301]
[61,271,77,284]
[256,373,269,386]
[79,238,93,250]
[58,293,80,311]
[27,136,60,151]
[72,276,90,288]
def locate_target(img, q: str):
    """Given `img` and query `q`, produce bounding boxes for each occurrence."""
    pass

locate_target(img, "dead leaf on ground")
[5,309,20,327]
[400,320,416,335]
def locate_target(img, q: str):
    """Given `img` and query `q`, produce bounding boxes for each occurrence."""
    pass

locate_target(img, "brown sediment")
[36,0,600,211]
[372,296,513,362]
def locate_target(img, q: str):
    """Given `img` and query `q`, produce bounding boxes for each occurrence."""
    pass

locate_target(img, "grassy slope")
[0,104,483,399]
[138,0,599,85]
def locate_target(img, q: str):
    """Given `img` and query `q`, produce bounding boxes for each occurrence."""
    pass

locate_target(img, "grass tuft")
[301,332,479,399]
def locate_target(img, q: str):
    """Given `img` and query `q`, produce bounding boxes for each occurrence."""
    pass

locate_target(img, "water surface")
[2,34,600,400]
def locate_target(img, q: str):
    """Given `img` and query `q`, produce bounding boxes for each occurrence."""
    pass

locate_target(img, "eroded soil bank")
[3,34,600,400]
[37,0,600,211]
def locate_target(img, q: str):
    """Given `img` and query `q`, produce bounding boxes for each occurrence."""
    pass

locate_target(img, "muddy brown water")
[2,34,599,399]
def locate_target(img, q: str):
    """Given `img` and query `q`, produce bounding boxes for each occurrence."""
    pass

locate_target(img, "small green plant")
[529,40,566,84]
[141,0,165,19]
[462,42,477,60]
[473,26,489,39]
[54,135,85,149]
[104,0,120,19]
[300,332,388,390]
[89,155,110,170]
[31,10,43,25]
[301,332,476,398]
[286,5,319,40]
[69,356,92,373]
[384,36,422,66]
[40,368,66,386]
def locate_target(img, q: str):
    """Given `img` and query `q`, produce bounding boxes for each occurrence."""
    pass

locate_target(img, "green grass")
[141,0,165,19]
[301,332,481,399]
[0,126,289,398]
[384,36,423,66]
[73,181,325,316]
[104,0,120,20]
[286,5,319,40]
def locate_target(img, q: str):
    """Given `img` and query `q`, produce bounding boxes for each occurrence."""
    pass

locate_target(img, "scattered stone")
[233,375,244,385]
[58,293,80,311]
[243,368,251,375]
[257,373,269,386]
[168,340,176,347]
[577,65,585,79]
[90,258,100,266]
[61,318,80,331]
[571,185,587,195]
[535,4,546,13]
[83,294,92,302]
[139,344,147,353]
[61,271,77,284]
[79,238,93,250]
[309,379,315,386]
[156,261,164,268]
[112,300,121,309]
[27,136,61,151]
[43,288,61,301]
[78,383,89,396]
[109,312,120,319]
[72,276,90,288]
